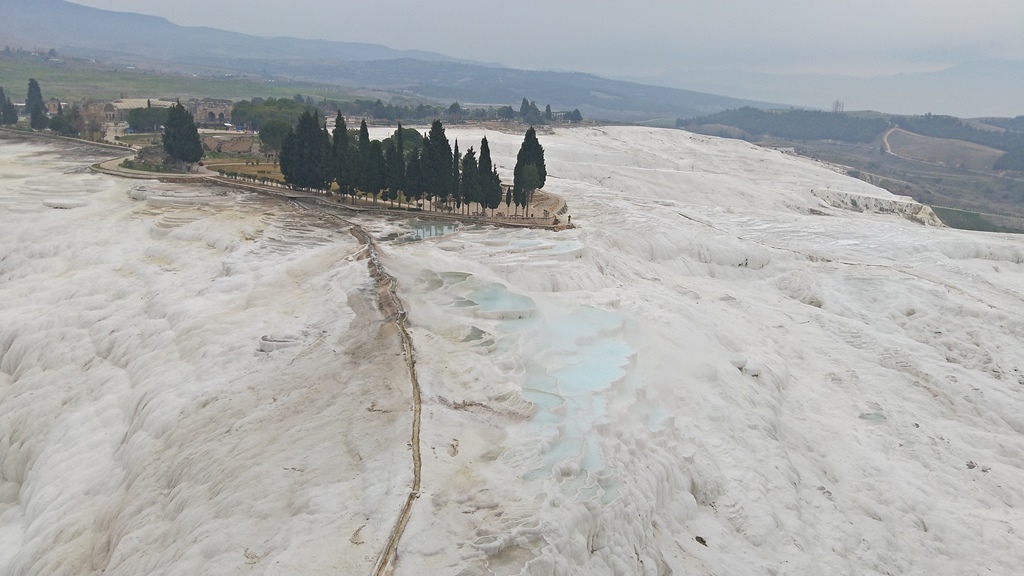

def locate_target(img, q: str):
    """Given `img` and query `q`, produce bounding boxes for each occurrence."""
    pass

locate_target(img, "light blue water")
[412,221,459,239]
[519,306,634,481]
[435,278,633,486]
[469,282,536,313]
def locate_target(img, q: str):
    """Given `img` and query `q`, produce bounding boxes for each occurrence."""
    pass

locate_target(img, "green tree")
[162,102,204,170]
[544,104,552,121]
[48,113,70,135]
[332,112,355,202]
[460,147,479,214]
[568,108,583,123]
[67,105,84,135]
[485,166,503,215]
[478,137,495,214]
[30,103,47,130]
[448,101,463,122]
[452,140,461,210]
[424,120,453,210]
[126,107,167,132]
[519,98,542,124]
[279,110,332,191]
[0,87,17,125]
[513,127,546,217]
[367,140,386,204]
[384,141,402,206]
[382,123,406,202]
[394,122,405,187]
[405,147,424,207]
[994,147,1024,172]
[259,118,290,152]
[355,119,371,193]
[230,97,308,131]
[25,79,43,116]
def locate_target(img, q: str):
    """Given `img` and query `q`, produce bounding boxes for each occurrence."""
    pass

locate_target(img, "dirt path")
[882,125,897,154]
[348,224,423,576]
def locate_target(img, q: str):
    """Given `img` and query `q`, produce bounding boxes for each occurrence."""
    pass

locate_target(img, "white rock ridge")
[1,127,1023,576]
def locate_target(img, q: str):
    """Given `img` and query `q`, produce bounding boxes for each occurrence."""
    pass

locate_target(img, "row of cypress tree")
[0,78,50,129]
[0,86,17,125]
[1,80,87,136]
[279,113,546,217]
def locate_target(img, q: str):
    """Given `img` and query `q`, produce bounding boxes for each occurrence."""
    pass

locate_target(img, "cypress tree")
[395,122,405,191]
[0,87,18,125]
[478,137,494,215]
[384,140,402,206]
[405,147,423,208]
[279,127,298,185]
[513,127,546,217]
[425,120,452,210]
[367,140,385,204]
[356,119,371,193]
[485,166,503,215]
[162,102,203,170]
[25,79,43,115]
[3,98,17,125]
[30,103,47,130]
[460,147,479,215]
[279,110,331,190]
[419,132,433,209]
[333,112,354,202]
[452,139,461,210]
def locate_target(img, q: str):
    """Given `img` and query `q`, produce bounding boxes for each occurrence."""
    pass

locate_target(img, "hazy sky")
[70,0,1023,78]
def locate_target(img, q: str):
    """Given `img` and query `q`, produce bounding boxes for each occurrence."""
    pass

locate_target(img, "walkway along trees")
[276,113,551,219]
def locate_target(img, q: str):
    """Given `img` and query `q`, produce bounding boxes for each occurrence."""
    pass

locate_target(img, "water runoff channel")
[289,200,423,575]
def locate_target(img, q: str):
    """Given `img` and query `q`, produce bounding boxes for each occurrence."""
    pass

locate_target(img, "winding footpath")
[84,144,567,574]
[348,224,423,576]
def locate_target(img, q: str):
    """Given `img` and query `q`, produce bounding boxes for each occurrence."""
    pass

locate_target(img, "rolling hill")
[1,0,781,121]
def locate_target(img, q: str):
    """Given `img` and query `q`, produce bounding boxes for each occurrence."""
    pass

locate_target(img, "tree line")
[278,113,546,217]
[680,107,889,143]
[892,113,1024,173]
[0,78,87,135]
[892,113,1024,152]
[232,95,583,132]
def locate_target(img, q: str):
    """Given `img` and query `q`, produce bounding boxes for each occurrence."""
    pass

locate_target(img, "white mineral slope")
[0,140,413,575]
[367,126,1024,575]
[2,126,1024,576]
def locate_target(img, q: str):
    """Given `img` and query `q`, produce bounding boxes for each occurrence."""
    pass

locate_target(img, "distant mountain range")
[1,0,781,121]
[621,61,1024,118]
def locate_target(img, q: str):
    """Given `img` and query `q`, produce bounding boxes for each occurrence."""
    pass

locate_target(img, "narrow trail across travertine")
[348,224,423,576]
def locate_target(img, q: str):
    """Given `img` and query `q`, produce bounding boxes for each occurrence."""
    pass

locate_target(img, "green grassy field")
[887,129,1004,172]
[117,133,161,146]
[930,206,1001,232]
[0,55,355,103]
[205,158,285,183]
